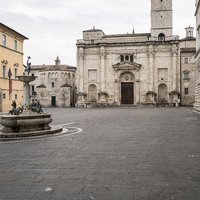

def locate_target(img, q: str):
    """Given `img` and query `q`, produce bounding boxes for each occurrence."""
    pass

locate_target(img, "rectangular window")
[3,93,6,99]
[184,57,189,64]
[184,88,189,95]
[32,85,35,92]
[2,66,6,78]
[2,35,6,47]
[183,73,189,79]
[15,94,17,99]
[14,40,17,51]
[14,68,17,79]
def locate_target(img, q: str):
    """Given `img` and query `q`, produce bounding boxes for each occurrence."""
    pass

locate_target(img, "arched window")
[52,82,54,88]
[130,55,134,62]
[158,33,165,41]
[120,55,124,62]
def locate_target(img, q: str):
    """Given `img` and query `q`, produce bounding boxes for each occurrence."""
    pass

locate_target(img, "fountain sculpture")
[0,57,62,139]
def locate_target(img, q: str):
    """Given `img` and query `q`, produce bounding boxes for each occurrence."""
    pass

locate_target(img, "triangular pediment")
[113,61,141,70]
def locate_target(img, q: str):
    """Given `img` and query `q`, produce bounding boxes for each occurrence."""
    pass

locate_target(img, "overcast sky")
[0,0,196,66]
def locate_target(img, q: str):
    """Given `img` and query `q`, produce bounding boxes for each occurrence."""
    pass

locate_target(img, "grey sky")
[0,0,196,66]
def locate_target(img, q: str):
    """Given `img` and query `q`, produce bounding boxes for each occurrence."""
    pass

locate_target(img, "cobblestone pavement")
[0,107,200,200]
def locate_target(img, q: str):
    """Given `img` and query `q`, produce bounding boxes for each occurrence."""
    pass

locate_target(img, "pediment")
[113,61,141,71]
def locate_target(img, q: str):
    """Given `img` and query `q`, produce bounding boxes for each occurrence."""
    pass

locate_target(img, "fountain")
[0,57,62,139]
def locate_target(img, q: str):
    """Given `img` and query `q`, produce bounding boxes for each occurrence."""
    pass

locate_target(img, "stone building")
[30,57,77,107]
[0,23,28,112]
[194,0,200,112]
[180,27,196,106]
[77,0,195,107]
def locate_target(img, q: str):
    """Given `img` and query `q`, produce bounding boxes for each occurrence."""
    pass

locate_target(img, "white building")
[76,0,188,107]
[30,57,77,107]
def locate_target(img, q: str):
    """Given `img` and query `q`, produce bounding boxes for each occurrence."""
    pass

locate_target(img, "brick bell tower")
[151,0,173,38]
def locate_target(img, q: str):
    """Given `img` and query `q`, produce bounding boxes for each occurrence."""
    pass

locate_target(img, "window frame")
[184,57,189,64]
[184,88,189,95]
[14,40,17,51]
[2,66,6,78]
[2,34,6,47]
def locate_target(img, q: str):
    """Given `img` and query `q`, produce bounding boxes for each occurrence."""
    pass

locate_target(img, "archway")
[120,72,134,104]
[88,84,97,102]
[158,84,168,103]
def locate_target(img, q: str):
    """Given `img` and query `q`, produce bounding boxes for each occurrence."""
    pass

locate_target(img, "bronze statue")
[24,56,31,74]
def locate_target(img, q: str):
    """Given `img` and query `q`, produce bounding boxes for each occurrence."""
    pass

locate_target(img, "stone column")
[135,70,141,104]
[100,46,106,92]
[78,48,84,93]
[172,44,178,91]
[148,45,155,91]
[114,70,118,104]
[23,82,30,109]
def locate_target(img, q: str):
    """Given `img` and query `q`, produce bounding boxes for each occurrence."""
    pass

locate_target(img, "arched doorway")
[88,84,97,102]
[158,84,168,103]
[120,72,134,104]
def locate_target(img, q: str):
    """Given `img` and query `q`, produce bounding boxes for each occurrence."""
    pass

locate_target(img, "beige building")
[0,23,28,112]
[77,0,195,107]
[194,0,200,112]
[180,27,196,106]
[30,57,77,107]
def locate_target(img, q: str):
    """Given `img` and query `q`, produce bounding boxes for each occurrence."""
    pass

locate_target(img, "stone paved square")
[0,107,200,200]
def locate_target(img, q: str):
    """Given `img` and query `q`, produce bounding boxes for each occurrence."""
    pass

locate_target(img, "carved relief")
[1,60,8,65]
[120,73,134,82]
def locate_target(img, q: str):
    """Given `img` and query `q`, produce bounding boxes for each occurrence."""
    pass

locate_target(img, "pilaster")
[172,44,178,91]
[148,45,155,91]
[78,47,84,93]
[100,46,106,92]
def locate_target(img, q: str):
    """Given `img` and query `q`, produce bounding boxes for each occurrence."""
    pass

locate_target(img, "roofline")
[103,33,151,38]
[180,37,196,41]
[83,29,104,33]
[31,64,76,68]
[0,23,28,39]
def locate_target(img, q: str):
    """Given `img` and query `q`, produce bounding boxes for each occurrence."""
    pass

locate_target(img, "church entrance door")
[121,82,134,104]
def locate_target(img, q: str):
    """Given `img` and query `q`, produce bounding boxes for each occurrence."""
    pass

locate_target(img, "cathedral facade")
[76,0,194,107]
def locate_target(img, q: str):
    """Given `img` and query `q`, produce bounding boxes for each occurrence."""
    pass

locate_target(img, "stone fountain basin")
[1,113,52,133]
[16,75,37,82]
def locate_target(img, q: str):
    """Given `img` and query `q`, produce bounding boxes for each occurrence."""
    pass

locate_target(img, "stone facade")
[76,0,195,107]
[0,23,28,112]
[180,27,196,106]
[194,0,200,112]
[30,57,77,107]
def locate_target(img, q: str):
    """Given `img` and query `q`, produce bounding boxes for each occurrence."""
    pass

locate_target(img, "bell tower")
[151,0,173,38]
